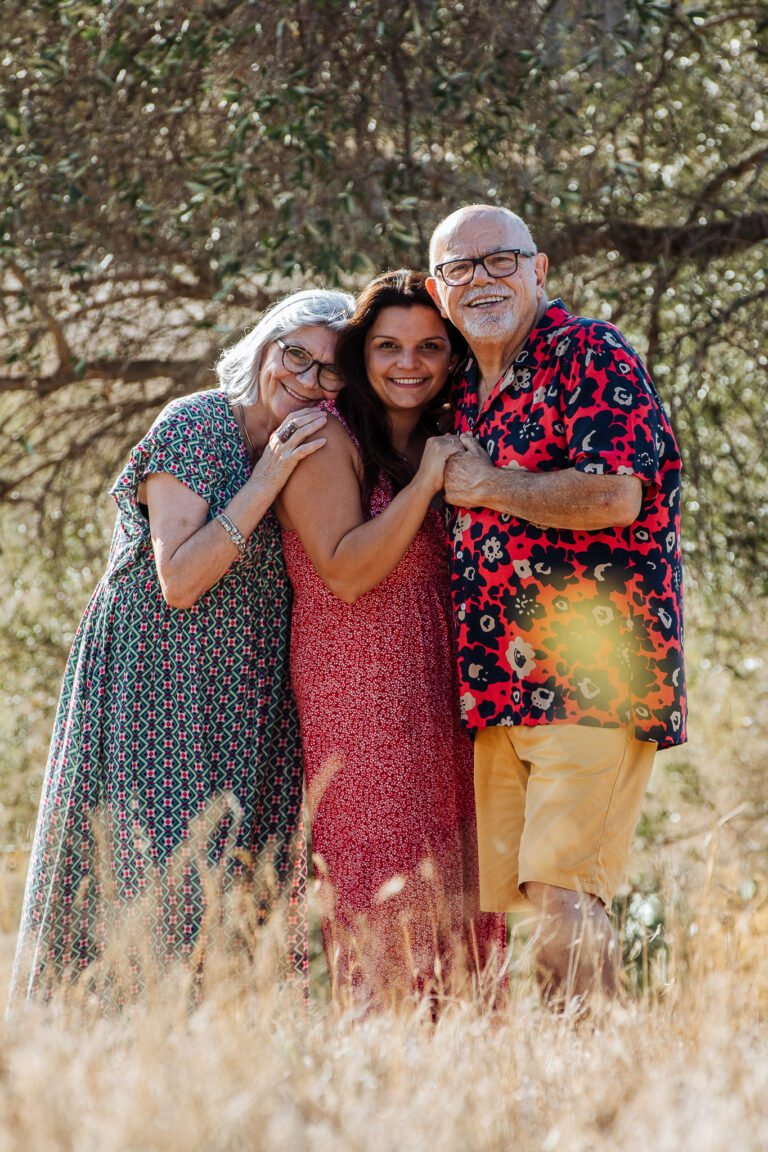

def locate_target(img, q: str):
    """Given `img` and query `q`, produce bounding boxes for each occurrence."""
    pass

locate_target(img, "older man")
[426,205,686,1007]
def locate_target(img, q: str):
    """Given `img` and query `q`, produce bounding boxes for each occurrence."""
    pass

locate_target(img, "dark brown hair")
[335,269,466,510]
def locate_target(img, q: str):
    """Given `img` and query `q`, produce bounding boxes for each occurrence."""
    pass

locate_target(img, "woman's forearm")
[279,425,460,604]
[152,475,276,609]
[313,476,434,604]
[150,409,330,609]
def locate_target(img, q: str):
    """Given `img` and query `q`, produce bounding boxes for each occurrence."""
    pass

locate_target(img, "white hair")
[216,288,355,404]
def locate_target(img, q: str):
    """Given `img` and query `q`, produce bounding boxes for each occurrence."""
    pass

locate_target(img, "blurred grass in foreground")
[0,592,765,1147]
[1,863,768,1151]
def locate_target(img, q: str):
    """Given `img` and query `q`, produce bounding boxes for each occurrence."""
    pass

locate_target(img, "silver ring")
[277,421,298,444]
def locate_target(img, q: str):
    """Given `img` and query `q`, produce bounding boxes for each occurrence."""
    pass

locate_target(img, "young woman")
[10,288,354,1004]
[277,271,505,1007]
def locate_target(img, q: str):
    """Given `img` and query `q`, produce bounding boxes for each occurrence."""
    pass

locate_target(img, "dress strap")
[319,399,361,453]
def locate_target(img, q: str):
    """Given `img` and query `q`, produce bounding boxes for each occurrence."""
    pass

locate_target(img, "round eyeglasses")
[275,338,344,391]
[434,248,536,287]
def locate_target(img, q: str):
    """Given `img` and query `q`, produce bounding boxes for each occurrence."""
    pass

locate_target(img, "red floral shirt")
[447,300,686,750]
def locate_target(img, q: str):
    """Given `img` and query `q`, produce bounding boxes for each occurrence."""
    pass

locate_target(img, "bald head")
[429,205,536,272]
[425,204,548,362]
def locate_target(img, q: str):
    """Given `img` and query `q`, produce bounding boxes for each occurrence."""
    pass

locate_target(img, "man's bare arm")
[444,434,642,531]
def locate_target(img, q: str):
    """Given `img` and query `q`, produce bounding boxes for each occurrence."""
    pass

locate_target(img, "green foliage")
[0,494,114,840]
[0,0,766,836]
[614,888,669,995]
[1,0,765,597]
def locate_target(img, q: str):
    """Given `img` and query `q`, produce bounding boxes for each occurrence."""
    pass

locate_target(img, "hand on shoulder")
[275,410,362,532]
[249,407,329,499]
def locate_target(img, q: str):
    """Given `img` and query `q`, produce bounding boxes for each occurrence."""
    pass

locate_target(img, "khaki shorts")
[474,724,656,911]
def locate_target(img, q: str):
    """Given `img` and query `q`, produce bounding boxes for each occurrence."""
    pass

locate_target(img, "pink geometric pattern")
[10,390,306,1001]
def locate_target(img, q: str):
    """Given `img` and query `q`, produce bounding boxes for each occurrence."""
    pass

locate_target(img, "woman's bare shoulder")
[320,410,357,451]
[300,411,361,476]
[276,409,362,529]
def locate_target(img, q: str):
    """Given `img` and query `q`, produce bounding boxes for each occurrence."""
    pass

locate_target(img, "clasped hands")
[442,433,495,508]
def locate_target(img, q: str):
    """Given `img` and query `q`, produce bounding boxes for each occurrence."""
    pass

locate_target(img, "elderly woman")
[9,288,354,1003]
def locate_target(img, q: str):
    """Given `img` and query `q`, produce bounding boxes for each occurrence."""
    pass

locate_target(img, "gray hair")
[216,288,356,405]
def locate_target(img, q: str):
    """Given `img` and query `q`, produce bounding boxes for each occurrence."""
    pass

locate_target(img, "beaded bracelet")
[215,512,248,556]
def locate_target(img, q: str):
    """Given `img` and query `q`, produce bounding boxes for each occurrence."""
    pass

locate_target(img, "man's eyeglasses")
[434,248,536,287]
[276,338,344,391]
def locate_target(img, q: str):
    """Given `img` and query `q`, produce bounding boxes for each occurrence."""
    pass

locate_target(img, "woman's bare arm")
[276,416,461,604]
[146,407,328,609]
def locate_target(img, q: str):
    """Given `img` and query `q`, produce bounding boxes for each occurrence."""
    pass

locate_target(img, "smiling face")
[427,207,548,354]
[363,305,456,416]
[257,324,340,426]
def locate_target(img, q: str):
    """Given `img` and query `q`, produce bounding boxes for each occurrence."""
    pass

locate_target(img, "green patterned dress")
[10,390,306,1002]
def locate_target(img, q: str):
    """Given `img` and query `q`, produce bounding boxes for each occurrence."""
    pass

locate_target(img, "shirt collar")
[460,298,571,399]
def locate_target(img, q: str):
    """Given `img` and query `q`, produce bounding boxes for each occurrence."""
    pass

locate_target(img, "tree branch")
[549,213,768,266]
[0,357,213,397]
[6,262,74,374]
[686,144,768,225]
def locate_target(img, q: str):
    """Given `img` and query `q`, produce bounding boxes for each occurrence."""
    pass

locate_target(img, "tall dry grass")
[0,883,767,1152]
[0,608,766,1151]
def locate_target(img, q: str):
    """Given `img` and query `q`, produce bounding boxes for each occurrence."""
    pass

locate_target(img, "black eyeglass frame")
[434,248,537,287]
[275,337,344,392]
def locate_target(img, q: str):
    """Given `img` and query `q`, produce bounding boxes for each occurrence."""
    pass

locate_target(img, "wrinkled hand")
[416,434,467,496]
[443,433,495,507]
[249,408,328,496]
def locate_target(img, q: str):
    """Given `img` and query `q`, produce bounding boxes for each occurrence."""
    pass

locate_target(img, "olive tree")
[0,0,766,833]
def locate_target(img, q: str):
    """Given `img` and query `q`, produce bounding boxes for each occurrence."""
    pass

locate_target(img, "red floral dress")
[281,422,505,1005]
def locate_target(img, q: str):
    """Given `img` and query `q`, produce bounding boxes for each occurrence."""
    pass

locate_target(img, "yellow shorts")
[473,724,656,911]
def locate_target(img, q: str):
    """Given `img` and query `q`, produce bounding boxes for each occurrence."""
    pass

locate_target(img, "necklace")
[237,403,256,457]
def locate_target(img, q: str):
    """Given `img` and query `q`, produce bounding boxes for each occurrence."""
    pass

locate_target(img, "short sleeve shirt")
[447,300,686,749]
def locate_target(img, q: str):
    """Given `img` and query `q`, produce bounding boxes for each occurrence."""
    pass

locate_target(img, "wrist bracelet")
[215,512,248,556]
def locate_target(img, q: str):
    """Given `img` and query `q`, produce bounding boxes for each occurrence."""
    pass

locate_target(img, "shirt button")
[460,603,466,611]
[457,550,463,559]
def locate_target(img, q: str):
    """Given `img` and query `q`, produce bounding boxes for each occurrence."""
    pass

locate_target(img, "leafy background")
[1,0,766,923]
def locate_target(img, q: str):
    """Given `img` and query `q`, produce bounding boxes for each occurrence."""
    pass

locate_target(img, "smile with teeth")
[466,295,508,308]
[388,376,429,387]
[282,381,318,402]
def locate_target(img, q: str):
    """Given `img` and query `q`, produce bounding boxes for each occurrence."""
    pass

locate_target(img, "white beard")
[459,304,519,343]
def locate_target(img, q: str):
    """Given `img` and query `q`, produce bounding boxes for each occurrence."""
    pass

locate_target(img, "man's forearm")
[445,462,642,531]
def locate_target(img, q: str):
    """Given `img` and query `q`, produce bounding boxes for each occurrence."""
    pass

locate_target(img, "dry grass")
[0,896,767,1152]
[0,609,766,1151]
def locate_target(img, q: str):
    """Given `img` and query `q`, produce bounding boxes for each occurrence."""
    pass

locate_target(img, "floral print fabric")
[447,300,686,750]
[282,410,505,1003]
